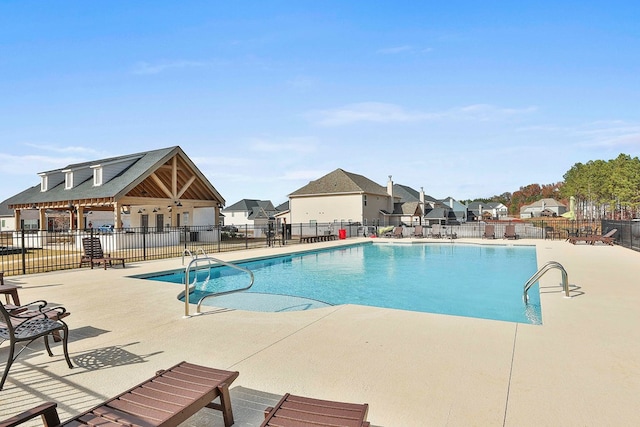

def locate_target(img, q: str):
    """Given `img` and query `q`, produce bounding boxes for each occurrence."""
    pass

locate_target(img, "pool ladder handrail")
[182,255,255,317]
[523,261,569,303]
[181,247,208,265]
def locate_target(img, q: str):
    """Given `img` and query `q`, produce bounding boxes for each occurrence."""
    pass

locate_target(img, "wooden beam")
[150,172,173,198]
[177,175,196,199]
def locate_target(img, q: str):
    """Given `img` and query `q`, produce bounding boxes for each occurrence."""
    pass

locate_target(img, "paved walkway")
[1,238,639,426]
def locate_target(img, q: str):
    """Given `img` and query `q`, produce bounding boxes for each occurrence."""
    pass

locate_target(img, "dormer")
[62,166,92,190]
[64,171,74,189]
[38,170,65,192]
[91,156,140,185]
[91,165,103,186]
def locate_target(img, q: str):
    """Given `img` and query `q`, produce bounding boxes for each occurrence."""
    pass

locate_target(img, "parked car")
[98,224,114,233]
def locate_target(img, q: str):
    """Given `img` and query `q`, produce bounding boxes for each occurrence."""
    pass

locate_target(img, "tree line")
[468,153,640,220]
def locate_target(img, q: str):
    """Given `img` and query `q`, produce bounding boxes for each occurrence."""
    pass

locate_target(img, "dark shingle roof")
[224,199,275,212]
[289,168,387,197]
[6,146,224,208]
[392,184,419,202]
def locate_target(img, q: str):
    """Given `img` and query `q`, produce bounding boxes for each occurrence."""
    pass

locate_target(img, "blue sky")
[1,1,638,205]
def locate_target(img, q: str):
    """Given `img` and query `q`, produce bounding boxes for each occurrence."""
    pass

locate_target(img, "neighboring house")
[289,170,426,227]
[440,197,467,224]
[273,200,291,225]
[520,198,568,218]
[0,199,19,231]
[6,146,225,231]
[467,201,509,221]
[221,199,276,228]
[289,169,411,226]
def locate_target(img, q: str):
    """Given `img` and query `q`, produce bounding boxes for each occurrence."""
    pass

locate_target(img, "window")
[93,167,103,186]
[363,195,367,206]
[40,175,48,192]
[65,172,73,189]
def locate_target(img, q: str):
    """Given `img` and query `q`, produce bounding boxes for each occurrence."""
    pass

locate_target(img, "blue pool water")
[140,243,541,324]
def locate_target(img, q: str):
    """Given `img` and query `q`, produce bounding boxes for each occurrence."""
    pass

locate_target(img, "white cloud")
[22,143,102,156]
[306,102,536,126]
[132,60,205,75]
[453,104,537,121]
[576,122,640,148]
[248,137,318,154]
[307,102,437,126]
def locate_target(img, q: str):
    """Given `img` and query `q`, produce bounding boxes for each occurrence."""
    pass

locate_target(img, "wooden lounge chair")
[262,393,370,427]
[0,361,239,427]
[483,224,495,239]
[0,301,72,390]
[589,228,617,245]
[569,228,617,245]
[80,237,125,269]
[503,224,518,240]
[430,224,442,238]
[412,225,425,238]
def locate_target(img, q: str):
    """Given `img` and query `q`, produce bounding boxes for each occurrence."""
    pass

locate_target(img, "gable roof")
[289,168,388,197]
[224,199,274,212]
[397,201,422,215]
[8,146,224,209]
[392,184,419,202]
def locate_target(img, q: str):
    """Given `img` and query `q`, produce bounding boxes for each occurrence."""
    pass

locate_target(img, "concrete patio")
[1,238,639,426]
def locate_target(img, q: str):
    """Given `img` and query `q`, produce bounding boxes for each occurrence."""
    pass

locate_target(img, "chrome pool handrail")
[523,261,569,303]
[182,256,254,317]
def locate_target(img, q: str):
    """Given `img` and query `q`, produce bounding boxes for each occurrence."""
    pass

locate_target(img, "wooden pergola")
[9,147,224,231]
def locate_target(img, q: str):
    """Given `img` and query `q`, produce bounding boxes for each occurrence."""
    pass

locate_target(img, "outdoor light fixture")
[176,201,182,207]
[137,208,144,214]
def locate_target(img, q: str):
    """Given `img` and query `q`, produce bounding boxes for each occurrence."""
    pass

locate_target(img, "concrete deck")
[1,238,639,426]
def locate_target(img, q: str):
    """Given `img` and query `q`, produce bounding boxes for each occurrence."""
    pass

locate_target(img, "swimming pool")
[138,243,542,324]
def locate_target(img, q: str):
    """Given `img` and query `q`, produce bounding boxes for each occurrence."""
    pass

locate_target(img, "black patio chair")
[0,301,73,390]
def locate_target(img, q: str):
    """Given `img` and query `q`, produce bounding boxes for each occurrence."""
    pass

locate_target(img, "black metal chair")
[0,301,72,390]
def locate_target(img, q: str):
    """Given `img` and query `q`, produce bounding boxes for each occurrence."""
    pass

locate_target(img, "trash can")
[339,229,346,239]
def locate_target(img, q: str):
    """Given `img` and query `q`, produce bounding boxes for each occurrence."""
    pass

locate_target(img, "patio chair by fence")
[504,224,518,240]
[80,237,126,269]
[483,224,496,239]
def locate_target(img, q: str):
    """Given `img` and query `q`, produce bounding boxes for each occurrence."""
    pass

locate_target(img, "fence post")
[245,224,248,249]
[20,226,26,275]
[143,227,147,260]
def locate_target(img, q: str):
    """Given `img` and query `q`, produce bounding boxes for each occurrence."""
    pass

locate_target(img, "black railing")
[0,222,364,277]
[1,219,636,277]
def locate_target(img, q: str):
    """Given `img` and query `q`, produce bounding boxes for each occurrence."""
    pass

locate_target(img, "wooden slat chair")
[503,224,518,240]
[262,393,370,427]
[483,224,495,239]
[80,237,125,269]
[0,301,72,390]
[0,361,239,427]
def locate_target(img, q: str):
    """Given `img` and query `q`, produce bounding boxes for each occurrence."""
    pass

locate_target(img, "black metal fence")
[1,220,637,277]
[0,222,364,277]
